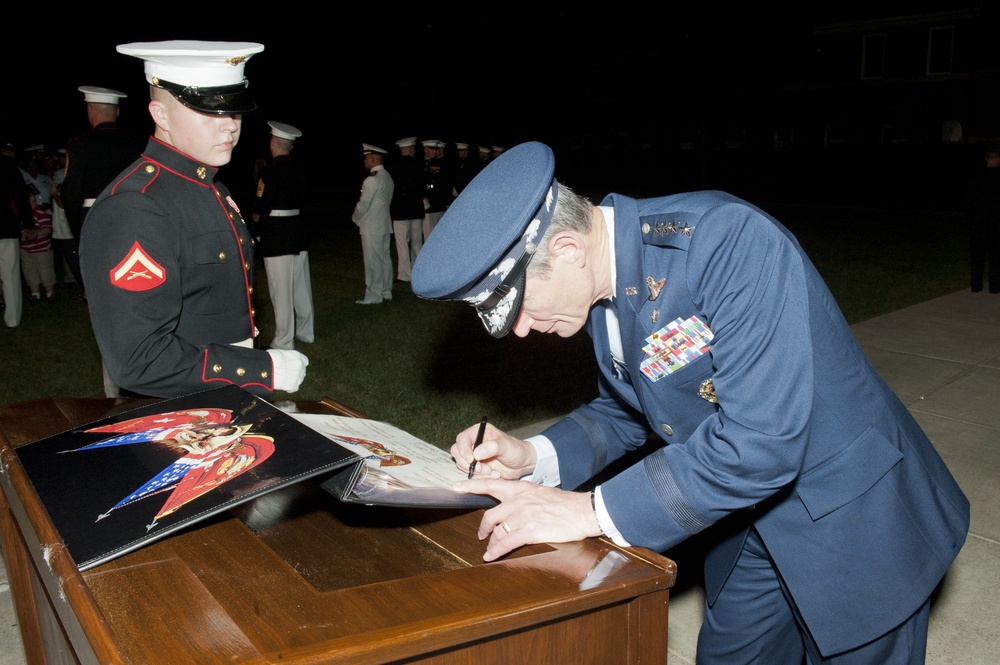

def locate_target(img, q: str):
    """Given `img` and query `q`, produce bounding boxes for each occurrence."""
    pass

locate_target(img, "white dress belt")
[269,209,300,217]
[83,198,96,207]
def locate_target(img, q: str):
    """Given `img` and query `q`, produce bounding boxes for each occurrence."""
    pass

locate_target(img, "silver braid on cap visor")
[463,180,559,313]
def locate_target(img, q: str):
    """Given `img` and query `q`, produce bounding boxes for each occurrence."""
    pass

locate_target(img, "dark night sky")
[0,3,977,192]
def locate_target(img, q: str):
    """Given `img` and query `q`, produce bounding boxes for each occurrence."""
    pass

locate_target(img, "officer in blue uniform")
[411,142,969,663]
[79,41,308,398]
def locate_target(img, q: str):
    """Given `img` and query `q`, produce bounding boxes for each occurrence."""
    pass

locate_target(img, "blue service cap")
[412,141,557,337]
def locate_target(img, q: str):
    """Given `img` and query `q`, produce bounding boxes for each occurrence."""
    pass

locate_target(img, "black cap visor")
[154,78,256,114]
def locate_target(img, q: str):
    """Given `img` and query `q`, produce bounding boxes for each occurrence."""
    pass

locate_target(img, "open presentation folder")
[291,412,498,510]
[14,385,495,571]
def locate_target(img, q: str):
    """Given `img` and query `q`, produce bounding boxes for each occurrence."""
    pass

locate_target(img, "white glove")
[266,349,309,393]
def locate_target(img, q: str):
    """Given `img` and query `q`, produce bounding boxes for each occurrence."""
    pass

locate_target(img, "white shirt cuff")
[594,486,630,547]
[527,436,630,547]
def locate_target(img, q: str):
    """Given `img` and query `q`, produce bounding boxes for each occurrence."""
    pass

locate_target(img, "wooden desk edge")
[0,433,125,664]
[0,396,679,665]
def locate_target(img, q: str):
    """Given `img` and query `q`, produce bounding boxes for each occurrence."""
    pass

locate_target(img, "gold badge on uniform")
[651,308,659,323]
[625,286,637,296]
[196,166,207,180]
[698,379,718,403]
[646,276,665,301]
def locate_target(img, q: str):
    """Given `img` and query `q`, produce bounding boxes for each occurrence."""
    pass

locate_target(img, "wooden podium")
[0,396,676,665]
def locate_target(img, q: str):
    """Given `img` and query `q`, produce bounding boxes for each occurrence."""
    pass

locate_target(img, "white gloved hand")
[266,349,309,393]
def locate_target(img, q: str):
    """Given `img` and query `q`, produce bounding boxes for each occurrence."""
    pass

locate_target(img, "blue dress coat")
[80,138,275,398]
[540,190,969,656]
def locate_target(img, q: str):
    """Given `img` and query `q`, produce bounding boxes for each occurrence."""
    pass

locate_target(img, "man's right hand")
[451,422,537,480]
[266,349,309,393]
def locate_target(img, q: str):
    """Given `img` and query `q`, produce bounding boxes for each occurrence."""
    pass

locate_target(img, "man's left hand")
[453,478,602,562]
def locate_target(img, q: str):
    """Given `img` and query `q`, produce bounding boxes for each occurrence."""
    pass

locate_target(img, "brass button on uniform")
[212,364,222,373]
[236,368,246,377]
[244,262,250,271]
[218,251,227,260]
[660,423,674,437]
[642,223,651,234]
[248,286,254,295]
[261,370,269,379]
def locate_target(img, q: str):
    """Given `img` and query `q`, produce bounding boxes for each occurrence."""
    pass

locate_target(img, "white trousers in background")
[264,252,315,350]
[422,211,444,244]
[0,239,22,328]
[359,233,393,303]
[392,218,423,282]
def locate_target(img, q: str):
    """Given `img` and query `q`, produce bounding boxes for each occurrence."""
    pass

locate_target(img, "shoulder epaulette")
[639,212,700,249]
[109,160,159,196]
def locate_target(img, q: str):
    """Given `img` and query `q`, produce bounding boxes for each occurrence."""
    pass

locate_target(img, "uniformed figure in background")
[477,145,492,169]
[79,40,308,398]
[451,141,477,199]
[389,136,425,283]
[252,120,314,350]
[412,142,969,664]
[420,139,451,242]
[0,139,33,329]
[63,85,145,397]
[351,143,394,305]
[62,86,144,241]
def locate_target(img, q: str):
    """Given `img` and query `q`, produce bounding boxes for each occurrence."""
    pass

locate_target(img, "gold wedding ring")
[500,520,511,534]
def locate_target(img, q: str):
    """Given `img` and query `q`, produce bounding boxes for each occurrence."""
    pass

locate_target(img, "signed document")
[292,413,498,509]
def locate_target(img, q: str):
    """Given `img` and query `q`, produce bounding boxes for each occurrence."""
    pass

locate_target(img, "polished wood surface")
[0,397,676,664]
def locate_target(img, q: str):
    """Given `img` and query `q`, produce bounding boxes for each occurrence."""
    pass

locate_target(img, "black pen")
[467,416,488,479]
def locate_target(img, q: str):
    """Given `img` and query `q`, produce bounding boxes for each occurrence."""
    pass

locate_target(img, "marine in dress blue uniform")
[390,136,425,282]
[79,40,308,399]
[62,86,144,239]
[252,120,314,350]
[411,142,970,663]
[420,139,450,242]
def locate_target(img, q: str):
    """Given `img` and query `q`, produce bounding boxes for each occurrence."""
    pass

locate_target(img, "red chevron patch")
[110,241,166,291]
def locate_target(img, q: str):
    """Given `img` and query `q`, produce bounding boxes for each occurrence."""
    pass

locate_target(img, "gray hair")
[526,181,594,279]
